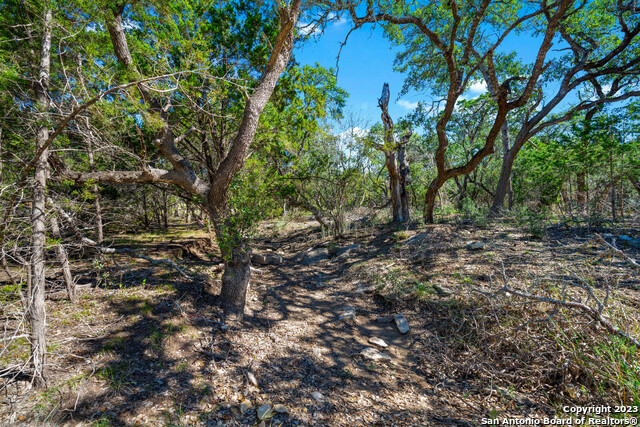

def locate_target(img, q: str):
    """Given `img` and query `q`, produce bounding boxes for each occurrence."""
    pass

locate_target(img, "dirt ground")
[1,216,639,426]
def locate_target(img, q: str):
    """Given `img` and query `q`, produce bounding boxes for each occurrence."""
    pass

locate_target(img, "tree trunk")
[576,171,587,213]
[29,8,53,389]
[50,215,75,301]
[386,152,404,223]
[489,125,523,217]
[398,139,410,222]
[210,209,251,322]
[162,189,168,229]
[424,178,445,224]
[596,178,619,213]
[378,83,409,223]
[610,180,617,221]
[142,187,149,228]
[619,179,624,218]
[87,135,103,243]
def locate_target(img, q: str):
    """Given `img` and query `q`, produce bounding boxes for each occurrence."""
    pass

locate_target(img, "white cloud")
[296,22,320,36]
[339,126,369,140]
[468,80,487,94]
[398,99,419,110]
[461,80,487,100]
[332,13,348,26]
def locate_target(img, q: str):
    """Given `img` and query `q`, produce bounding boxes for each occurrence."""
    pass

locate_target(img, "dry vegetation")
[1,214,639,426]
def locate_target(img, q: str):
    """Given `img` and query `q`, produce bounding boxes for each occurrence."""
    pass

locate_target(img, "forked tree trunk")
[29,8,53,389]
[56,0,303,324]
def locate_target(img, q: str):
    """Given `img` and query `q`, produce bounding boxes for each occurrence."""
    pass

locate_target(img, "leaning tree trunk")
[49,214,75,302]
[424,177,446,224]
[29,8,53,389]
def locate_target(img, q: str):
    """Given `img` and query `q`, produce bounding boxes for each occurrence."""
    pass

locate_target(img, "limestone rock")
[335,244,361,259]
[356,282,377,294]
[360,347,392,362]
[405,232,428,246]
[467,241,485,250]
[251,253,283,265]
[368,337,388,348]
[273,404,288,414]
[246,371,258,387]
[394,313,410,334]
[311,391,324,401]
[302,247,329,265]
[338,306,356,321]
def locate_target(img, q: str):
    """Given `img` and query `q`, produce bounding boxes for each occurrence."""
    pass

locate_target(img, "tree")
[488,0,640,215]
[374,83,411,223]
[47,0,303,321]
[28,6,53,389]
[322,0,583,222]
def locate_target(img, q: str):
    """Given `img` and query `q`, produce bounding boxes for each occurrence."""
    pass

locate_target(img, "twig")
[47,197,194,280]
[594,233,640,271]
[469,283,640,348]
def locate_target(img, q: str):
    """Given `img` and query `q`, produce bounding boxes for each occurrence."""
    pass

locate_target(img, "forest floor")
[1,215,640,426]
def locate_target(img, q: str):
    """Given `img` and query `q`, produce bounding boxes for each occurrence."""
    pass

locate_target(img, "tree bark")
[576,172,587,212]
[398,138,411,221]
[29,7,53,389]
[424,177,446,224]
[49,215,75,302]
[213,216,251,322]
[377,83,409,223]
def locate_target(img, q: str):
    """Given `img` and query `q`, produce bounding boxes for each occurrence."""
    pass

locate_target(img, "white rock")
[246,371,258,387]
[467,241,485,250]
[339,306,356,321]
[311,391,324,401]
[368,337,388,348]
[360,347,392,362]
[394,313,410,334]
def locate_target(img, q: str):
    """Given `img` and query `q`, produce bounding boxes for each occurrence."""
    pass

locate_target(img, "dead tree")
[376,83,411,223]
[29,7,52,389]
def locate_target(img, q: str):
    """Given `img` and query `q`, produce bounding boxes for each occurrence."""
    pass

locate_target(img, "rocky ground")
[1,217,639,426]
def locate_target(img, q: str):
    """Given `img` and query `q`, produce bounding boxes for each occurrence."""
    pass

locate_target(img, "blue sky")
[294,18,424,130]
[291,14,576,134]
